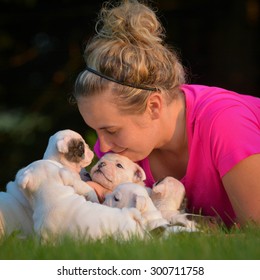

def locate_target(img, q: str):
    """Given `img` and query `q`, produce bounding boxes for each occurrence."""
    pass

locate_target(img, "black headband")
[85,65,157,91]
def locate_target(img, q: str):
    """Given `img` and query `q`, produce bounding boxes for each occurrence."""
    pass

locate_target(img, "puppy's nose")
[98,162,106,169]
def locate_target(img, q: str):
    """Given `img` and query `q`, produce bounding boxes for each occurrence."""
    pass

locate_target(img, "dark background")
[0,0,259,189]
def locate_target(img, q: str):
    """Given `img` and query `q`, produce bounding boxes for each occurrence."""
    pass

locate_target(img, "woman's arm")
[222,154,260,226]
[86,181,111,203]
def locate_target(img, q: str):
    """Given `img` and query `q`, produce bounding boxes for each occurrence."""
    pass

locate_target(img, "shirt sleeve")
[209,104,260,177]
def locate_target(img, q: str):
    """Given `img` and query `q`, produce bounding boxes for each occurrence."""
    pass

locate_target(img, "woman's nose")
[99,137,113,153]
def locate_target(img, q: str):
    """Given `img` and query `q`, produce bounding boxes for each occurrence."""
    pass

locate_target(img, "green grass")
[0,225,259,260]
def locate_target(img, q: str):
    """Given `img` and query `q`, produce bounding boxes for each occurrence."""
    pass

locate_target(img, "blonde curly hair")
[74,0,186,113]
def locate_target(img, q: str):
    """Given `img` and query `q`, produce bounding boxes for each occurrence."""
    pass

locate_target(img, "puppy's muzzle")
[98,162,106,169]
[94,162,112,183]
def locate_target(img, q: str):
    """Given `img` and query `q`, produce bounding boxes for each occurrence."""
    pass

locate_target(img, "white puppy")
[151,176,186,219]
[90,153,146,202]
[18,160,145,242]
[104,183,169,233]
[0,129,97,238]
[0,173,34,238]
[151,177,198,231]
[43,129,98,202]
[43,129,94,173]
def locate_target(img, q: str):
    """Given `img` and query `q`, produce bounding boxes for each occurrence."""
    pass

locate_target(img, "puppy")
[18,160,145,242]
[43,129,94,173]
[0,129,97,238]
[0,172,34,238]
[151,176,186,220]
[151,177,198,231]
[90,153,146,202]
[104,182,169,232]
[43,129,98,202]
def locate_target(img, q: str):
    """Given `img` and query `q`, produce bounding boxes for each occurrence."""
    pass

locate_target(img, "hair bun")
[96,0,164,46]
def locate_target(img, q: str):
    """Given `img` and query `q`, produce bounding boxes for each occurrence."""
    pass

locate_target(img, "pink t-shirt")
[94,84,260,227]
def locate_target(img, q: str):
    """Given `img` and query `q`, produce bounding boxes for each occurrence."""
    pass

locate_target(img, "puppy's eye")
[116,163,124,169]
[154,178,164,186]
[114,194,120,202]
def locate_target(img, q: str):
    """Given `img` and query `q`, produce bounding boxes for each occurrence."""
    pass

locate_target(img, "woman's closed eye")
[105,129,118,135]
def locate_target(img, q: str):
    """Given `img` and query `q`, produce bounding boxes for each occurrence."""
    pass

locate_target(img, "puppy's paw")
[169,213,199,231]
[83,189,99,203]
[124,208,144,226]
[80,169,92,182]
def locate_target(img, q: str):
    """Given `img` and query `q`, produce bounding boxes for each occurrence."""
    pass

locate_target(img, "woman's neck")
[158,91,187,155]
[149,92,188,181]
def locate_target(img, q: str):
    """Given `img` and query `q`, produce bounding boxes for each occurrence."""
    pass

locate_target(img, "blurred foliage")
[0,0,259,189]
[0,0,101,188]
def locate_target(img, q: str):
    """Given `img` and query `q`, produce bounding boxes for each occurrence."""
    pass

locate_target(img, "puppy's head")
[43,129,94,173]
[103,183,150,214]
[90,153,146,192]
[151,176,186,211]
[16,160,58,191]
[104,182,169,232]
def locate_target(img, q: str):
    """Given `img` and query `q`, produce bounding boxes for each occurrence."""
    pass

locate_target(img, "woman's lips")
[112,148,127,154]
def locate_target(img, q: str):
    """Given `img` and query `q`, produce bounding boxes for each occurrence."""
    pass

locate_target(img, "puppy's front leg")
[169,213,198,231]
[59,168,99,203]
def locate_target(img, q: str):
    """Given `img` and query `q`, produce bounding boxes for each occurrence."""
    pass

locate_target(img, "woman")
[73,0,260,228]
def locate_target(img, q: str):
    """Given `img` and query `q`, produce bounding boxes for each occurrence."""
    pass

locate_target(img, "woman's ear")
[146,93,163,120]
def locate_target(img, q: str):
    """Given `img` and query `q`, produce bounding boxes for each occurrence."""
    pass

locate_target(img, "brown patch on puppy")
[64,139,85,163]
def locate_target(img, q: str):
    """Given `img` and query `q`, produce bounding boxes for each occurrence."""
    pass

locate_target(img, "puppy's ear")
[135,195,147,213]
[133,164,146,183]
[56,136,70,154]
[17,170,31,189]
[152,182,167,198]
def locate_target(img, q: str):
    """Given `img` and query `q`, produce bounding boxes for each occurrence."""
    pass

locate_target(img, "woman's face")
[77,91,161,162]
